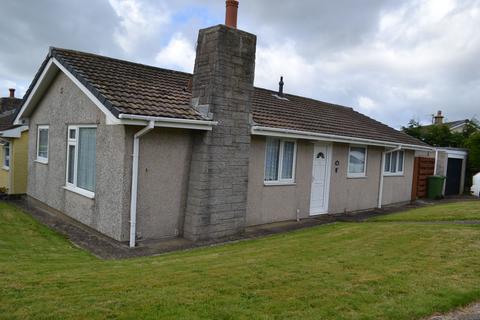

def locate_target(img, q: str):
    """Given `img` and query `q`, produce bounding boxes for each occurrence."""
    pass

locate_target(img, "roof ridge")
[50,47,194,77]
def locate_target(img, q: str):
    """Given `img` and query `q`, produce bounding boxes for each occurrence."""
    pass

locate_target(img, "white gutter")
[251,126,433,151]
[378,146,402,209]
[118,114,217,131]
[129,120,155,248]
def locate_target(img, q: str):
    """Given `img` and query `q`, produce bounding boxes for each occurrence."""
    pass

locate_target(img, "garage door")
[445,158,463,195]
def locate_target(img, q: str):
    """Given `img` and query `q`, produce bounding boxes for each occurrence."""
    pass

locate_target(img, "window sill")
[63,185,95,199]
[2,166,9,171]
[264,181,296,186]
[347,175,367,179]
[383,173,404,177]
[35,158,48,165]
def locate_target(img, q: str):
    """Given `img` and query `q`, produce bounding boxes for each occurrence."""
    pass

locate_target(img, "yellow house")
[0,90,28,195]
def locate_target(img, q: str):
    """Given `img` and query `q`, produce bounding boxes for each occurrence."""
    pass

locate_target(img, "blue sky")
[1,0,479,128]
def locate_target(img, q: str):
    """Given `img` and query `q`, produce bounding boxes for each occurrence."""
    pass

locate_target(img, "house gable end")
[14,54,120,126]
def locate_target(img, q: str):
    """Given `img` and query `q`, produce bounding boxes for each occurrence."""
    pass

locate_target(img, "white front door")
[310,143,332,215]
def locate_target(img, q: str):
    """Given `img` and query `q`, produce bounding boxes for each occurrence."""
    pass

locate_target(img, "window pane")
[68,145,75,184]
[281,141,295,179]
[391,151,397,173]
[398,151,404,172]
[4,143,10,167]
[265,138,280,181]
[69,129,76,140]
[384,153,391,172]
[349,147,366,174]
[77,128,96,192]
[38,129,48,158]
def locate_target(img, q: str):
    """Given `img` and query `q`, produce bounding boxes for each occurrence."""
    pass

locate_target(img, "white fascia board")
[0,126,29,138]
[14,59,57,125]
[251,126,434,151]
[118,114,217,131]
[52,59,121,125]
[436,148,468,159]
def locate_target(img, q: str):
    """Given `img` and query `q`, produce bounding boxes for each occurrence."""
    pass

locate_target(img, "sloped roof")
[22,47,429,148]
[444,119,469,129]
[0,98,23,131]
[252,88,429,147]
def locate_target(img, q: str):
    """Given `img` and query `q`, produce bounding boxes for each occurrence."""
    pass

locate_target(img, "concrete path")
[426,302,480,320]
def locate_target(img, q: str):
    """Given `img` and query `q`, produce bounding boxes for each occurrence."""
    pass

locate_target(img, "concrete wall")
[328,144,415,213]
[134,127,192,240]
[11,131,29,194]
[246,140,417,225]
[27,72,131,241]
[246,136,313,226]
[0,145,9,192]
[328,143,382,213]
[381,150,415,205]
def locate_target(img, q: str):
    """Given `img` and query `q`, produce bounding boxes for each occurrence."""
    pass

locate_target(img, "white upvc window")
[384,150,405,176]
[264,137,297,185]
[36,125,49,163]
[3,142,10,169]
[348,145,368,178]
[65,125,97,198]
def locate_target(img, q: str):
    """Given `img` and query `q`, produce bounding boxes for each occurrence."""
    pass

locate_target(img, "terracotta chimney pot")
[8,88,15,98]
[225,0,239,29]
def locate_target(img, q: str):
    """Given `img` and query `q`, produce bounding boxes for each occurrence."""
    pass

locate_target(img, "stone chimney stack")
[434,110,444,125]
[183,0,256,241]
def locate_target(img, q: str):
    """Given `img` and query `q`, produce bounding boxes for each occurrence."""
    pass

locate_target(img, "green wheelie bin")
[427,176,446,199]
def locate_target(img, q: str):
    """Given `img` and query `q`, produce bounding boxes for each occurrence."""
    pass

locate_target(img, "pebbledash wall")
[27,72,196,242]
[27,72,131,241]
[246,140,415,225]
[246,137,313,226]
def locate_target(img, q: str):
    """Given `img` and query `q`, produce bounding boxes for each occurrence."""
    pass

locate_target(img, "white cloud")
[154,33,195,72]
[108,0,170,54]
[357,96,378,111]
[1,0,480,127]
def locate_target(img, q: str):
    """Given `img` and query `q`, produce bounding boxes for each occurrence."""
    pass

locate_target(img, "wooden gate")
[411,157,435,200]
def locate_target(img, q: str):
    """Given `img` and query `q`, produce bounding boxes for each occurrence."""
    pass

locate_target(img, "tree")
[403,118,480,189]
[465,131,480,173]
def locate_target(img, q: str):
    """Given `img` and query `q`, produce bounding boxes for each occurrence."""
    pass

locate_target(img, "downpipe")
[129,120,155,248]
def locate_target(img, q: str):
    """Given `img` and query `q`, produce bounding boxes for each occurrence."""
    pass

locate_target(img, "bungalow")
[15,0,431,247]
[0,89,28,195]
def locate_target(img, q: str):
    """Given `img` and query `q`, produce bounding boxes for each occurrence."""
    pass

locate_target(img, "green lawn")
[370,201,480,222]
[1,201,480,319]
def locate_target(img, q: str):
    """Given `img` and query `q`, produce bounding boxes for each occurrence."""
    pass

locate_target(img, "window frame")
[64,125,97,199]
[3,142,10,170]
[264,137,297,185]
[383,150,405,176]
[36,125,49,164]
[347,145,368,178]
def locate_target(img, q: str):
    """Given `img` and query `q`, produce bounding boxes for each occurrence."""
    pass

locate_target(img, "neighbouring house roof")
[0,96,22,115]
[19,47,430,148]
[0,97,23,131]
[444,119,470,129]
[423,119,472,131]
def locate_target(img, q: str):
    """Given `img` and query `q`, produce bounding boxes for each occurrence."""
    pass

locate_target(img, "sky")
[1,0,479,128]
